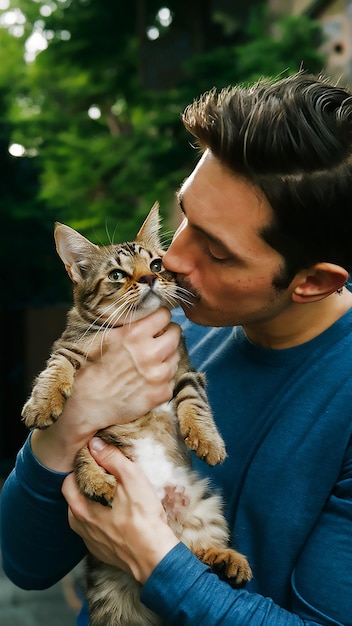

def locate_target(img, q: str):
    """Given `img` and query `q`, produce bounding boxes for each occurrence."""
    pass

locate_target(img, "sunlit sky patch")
[88,105,101,120]
[147,6,173,40]
[8,143,26,157]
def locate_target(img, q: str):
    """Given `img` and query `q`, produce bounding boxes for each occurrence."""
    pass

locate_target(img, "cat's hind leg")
[194,546,252,588]
[22,353,76,429]
[172,485,252,588]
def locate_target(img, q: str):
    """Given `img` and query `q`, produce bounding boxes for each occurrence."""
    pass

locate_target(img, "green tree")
[0,26,64,307]
[2,1,325,247]
[1,0,326,272]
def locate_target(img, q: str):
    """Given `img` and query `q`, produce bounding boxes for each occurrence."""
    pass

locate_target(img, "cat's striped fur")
[22,204,251,626]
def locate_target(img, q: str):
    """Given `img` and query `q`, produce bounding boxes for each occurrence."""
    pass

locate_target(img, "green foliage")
[235,13,325,82]
[0,1,325,307]
[180,11,325,94]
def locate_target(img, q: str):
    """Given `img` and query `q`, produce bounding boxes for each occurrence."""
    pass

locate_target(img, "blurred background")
[0,0,350,475]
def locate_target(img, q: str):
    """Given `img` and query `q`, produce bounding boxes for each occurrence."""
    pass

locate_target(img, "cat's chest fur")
[133,405,187,491]
[101,402,196,525]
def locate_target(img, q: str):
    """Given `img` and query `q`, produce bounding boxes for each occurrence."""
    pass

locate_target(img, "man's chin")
[179,301,214,326]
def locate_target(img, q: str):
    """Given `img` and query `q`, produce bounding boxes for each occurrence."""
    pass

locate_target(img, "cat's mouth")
[138,284,184,314]
[139,287,176,312]
[139,289,162,306]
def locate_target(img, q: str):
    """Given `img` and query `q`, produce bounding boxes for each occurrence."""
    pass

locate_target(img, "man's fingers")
[120,307,172,339]
[88,438,133,480]
[62,473,89,521]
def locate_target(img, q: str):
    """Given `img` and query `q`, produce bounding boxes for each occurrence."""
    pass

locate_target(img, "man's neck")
[243,288,352,349]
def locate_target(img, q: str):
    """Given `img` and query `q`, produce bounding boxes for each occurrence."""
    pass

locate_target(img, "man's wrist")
[134,530,180,585]
[30,426,88,473]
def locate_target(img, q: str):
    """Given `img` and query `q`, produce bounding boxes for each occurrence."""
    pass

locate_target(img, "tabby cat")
[22,203,252,626]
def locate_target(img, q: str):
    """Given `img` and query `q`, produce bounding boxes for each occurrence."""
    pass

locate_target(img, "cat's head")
[54,203,190,326]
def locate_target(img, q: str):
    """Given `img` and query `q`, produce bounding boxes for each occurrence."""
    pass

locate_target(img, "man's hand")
[62,438,180,584]
[31,308,181,472]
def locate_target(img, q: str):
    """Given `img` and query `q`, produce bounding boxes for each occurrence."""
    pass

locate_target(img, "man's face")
[164,150,293,329]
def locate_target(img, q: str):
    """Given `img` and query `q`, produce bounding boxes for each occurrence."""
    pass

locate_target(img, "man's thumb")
[88,437,137,484]
[88,437,121,471]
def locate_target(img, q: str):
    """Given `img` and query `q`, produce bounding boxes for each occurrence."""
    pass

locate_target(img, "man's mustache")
[176,275,201,301]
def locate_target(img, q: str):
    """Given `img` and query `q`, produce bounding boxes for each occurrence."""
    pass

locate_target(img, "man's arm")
[0,435,86,589]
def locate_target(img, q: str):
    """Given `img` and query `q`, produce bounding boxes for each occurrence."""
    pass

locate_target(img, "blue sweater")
[1,309,352,625]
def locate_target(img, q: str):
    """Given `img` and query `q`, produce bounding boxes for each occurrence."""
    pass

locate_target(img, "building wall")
[319,0,351,84]
[269,0,352,86]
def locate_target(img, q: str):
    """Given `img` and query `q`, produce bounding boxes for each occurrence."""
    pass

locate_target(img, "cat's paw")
[22,382,72,430]
[196,547,252,587]
[74,448,117,507]
[180,420,227,465]
[79,473,117,507]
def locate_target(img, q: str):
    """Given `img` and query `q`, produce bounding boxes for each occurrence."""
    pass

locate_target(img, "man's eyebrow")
[176,192,234,256]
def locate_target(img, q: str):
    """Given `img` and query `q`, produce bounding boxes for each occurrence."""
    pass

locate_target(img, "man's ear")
[292,263,348,303]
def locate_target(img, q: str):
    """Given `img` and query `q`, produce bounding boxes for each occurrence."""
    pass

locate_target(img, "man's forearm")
[0,436,87,588]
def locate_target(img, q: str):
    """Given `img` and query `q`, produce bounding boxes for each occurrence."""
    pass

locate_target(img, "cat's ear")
[136,202,162,248]
[54,222,98,283]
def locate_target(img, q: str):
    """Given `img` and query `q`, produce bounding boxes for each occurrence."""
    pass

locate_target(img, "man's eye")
[108,269,126,281]
[207,249,229,263]
[150,258,163,272]
[205,243,230,263]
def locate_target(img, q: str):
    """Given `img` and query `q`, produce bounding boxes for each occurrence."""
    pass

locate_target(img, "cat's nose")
[138,274,156,287]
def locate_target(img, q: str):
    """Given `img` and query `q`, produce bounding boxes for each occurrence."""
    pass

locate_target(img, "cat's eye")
[150,258,163,273]
[108,269,126,282]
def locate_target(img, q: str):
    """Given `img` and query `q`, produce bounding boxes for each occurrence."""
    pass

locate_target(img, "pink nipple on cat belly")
[161,485,190,521]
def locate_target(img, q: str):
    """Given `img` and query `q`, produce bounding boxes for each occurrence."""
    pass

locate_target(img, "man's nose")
[164,236,192,275]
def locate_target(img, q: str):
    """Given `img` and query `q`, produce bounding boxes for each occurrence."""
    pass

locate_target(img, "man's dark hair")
[182,73,352,287]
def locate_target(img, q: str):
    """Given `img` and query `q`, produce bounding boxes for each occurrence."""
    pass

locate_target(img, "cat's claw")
[22,403,60,430]
[185,435,226,465]
[21,378,73,430]
[74,448,117,507]
[196,547,252,587]
[181,424,227,465]
[79,476,117,508]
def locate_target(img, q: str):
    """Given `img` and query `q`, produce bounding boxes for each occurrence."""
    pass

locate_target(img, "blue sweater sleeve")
[0,435,87,589]
[141,543,304,626]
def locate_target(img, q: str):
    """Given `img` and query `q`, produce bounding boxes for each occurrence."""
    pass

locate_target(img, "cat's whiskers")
[77,282,194,363]
[74,295,135,361]
[169,286,195,309]
[74,310,116,355]
[93,293,143,356]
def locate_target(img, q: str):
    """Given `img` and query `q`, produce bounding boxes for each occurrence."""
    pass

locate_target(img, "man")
[1,73,352,625]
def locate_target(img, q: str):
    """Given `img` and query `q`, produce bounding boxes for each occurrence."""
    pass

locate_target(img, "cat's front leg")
[22,353,76,429]
[74,447,117,507]
[173,371,227,466]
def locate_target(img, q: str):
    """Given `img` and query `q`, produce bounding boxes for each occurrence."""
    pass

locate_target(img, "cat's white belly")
[132,432,227,545]
[132,434,190,500]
